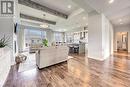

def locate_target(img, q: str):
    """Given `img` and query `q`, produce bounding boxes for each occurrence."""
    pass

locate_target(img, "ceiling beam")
[18,0,68,19]
[72,0,95,13]
[20,13,56,25]
[69,8,84,18]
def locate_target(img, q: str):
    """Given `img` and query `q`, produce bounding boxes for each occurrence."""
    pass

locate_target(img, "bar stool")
[69,45,74,53]
[74,46,79,53]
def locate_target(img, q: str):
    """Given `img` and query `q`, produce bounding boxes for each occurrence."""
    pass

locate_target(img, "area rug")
[18,53,74,72]
[18,53,36,73]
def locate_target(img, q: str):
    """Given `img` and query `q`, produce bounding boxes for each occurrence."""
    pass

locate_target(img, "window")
[74,32,80,43]
[66,33,74,43]
[54,32,63,42]
[25,29,46,45]
[41,31,46,39]
[27,29,46,39]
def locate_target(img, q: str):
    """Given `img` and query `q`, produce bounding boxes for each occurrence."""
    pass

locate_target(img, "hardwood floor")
[4,53,130,87]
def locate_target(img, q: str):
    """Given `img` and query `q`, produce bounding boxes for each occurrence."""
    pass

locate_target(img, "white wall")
[102,14,110,58]
[102,14,114,57]
[114,25,130,52]
[88,12,114,61]
[0,17,14,64]
[88,11,103,60]
[110,23,114,54]
[17,28,25,51]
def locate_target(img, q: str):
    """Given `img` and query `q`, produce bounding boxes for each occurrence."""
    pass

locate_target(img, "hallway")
[4,53,130,87]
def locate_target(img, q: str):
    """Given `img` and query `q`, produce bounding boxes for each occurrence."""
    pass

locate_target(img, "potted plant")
[42,39,48,47]
[0,35,10,57]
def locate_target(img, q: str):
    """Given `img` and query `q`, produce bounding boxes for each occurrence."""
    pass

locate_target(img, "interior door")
[117,32,128,51]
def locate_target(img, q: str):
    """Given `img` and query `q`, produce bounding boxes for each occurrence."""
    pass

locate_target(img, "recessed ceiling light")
[63,29,66,31]
[43,14,46,16]
[68,5,72,9]
[109,0,114,4]
[83,17,86,20]
[40,24,49,28]
[119,19,122,22]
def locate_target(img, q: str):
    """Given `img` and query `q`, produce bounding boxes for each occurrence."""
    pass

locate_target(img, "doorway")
[116,32,128,52]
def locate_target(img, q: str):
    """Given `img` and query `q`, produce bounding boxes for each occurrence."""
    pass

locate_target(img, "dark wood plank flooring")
[4,53,130,87]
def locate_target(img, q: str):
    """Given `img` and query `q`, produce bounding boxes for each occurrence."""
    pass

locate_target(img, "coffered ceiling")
[19,0,88,32]
[19,0,130,31]
[73,0,130,26]
[31,0,78,15]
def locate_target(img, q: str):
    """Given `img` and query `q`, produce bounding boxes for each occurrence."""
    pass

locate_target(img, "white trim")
[88,56,109,61]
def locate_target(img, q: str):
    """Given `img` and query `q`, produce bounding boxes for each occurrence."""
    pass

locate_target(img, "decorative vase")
[0,48,4,57]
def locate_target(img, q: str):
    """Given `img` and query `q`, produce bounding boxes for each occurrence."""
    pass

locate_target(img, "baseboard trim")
[88,57,106,61]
